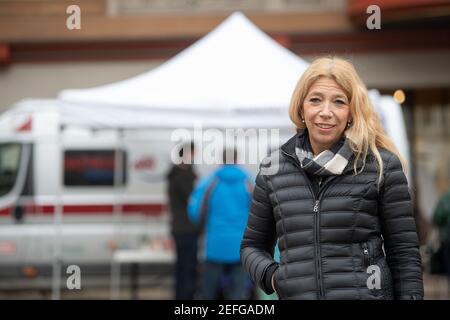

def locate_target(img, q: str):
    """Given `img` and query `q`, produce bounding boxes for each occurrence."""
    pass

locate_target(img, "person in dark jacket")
[240,57,424,300]
[167,141,198,300]
[188,148,253,299]
[433,187,450,285]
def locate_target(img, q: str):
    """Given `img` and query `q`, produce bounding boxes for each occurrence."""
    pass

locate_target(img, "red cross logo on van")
[134,156,155,171]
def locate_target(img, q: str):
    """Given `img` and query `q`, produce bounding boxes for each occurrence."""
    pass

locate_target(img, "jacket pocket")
[376,257,394,299]
[361,239,382,268]
[361,240,394,299]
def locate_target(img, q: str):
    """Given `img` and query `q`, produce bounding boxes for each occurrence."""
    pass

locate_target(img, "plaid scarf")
[295,129,353,176]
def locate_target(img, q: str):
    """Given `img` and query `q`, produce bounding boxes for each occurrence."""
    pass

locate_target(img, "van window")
[0,143,22,197]
[64,150,127,187]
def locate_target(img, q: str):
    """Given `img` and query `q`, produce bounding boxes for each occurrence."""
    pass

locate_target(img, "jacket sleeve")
[240,170,278,295]
[187,176,213,225]
[379,153,424,300]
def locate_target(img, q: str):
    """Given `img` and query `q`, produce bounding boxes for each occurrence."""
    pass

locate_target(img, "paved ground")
[0,273,448,300]
[423,273,450,300]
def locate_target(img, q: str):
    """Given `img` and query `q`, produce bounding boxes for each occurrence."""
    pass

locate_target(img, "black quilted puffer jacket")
[240,133,424,300]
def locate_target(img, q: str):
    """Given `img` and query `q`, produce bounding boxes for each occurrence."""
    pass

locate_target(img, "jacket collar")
[280,131,365,174]
[280,132,298,158]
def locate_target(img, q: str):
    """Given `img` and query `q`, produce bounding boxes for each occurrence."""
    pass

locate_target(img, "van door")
[0,142,32,223]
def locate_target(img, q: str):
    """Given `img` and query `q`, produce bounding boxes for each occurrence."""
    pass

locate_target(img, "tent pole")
[51,124,64,300]
[110,128,124,300]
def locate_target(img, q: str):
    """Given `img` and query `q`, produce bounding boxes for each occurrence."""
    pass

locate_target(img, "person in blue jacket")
[188,147,253,300]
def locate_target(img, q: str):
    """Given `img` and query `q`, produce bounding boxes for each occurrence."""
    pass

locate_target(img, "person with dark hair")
[167,141,198,300]
[188,148,253,299]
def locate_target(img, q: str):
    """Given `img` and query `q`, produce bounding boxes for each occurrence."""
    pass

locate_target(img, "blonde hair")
[288,56,406,184]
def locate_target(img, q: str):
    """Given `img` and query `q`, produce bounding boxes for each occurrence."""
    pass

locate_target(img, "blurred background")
[0,0,449,300]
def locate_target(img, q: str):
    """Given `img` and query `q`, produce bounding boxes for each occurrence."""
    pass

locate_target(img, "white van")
[0,99,292,289]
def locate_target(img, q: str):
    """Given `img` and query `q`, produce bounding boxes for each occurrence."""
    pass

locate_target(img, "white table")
[110,248,175,300]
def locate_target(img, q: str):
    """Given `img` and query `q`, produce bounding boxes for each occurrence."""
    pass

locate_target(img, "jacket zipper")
[362,242,370,267]
[312,199,323,299]
[281,149,333,299]
[313,181,337,299]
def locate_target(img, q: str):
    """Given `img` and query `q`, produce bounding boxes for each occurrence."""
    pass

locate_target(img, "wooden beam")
[5,28,449,64]
[348,0,450,24]
[289,29,450,54]
[0,12,353,43]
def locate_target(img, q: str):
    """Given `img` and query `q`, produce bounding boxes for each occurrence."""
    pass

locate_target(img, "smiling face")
[302,77,352,155]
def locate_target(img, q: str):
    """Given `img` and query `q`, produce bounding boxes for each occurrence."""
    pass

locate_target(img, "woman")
[240,57,424,300]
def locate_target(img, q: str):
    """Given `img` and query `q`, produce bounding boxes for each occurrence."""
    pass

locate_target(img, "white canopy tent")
[56,12,410,167]
[7,10,410,166]
[58,12,309,129]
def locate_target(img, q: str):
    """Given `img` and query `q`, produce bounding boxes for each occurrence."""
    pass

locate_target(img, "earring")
[347,121,352,128]
[301,118,305,123]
